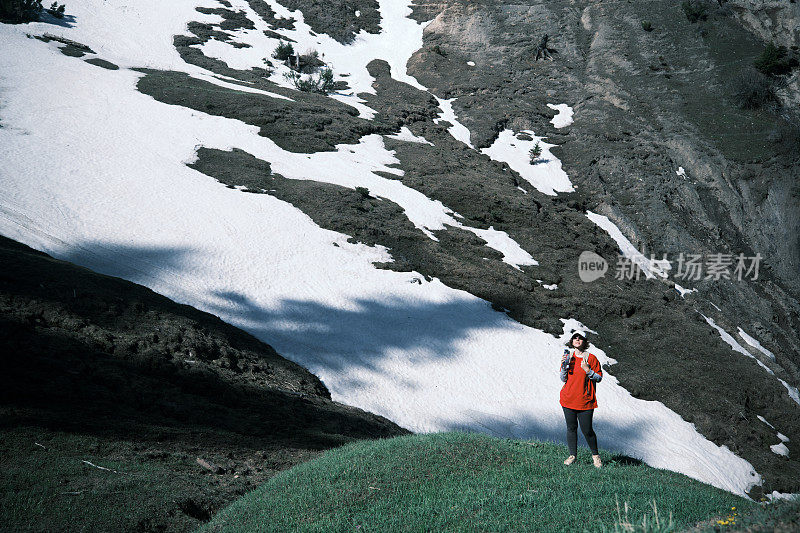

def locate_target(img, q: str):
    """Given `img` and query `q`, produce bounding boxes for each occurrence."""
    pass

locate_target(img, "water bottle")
[562,348,571,370]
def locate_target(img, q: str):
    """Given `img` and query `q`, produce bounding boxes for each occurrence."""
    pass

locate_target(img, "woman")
[559,330,603,467]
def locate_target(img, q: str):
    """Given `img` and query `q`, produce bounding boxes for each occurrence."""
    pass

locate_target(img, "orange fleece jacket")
[559,351,602,410]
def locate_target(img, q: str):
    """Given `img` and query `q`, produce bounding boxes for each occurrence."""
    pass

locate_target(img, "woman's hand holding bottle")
[562,349,571,369]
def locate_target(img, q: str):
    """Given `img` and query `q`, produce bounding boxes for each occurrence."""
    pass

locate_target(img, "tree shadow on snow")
[59,241,198,292]
[207,288,513,375]
[38,11,76,28]
[3,236,680,476]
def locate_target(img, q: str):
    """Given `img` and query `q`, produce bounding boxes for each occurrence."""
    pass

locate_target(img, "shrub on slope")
[0,0,43,22]
[204,433,752,532]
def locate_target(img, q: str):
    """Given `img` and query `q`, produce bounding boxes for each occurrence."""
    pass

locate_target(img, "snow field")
[0,0,769,496]
[191,0,433,119]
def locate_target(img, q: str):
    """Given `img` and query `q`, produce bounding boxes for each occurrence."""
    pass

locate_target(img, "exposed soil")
[84,57,119,70]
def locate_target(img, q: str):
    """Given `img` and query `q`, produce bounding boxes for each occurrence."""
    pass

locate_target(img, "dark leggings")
[563,407,598,455]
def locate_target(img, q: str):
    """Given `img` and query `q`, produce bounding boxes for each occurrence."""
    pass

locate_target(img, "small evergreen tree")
[46,1,65,18]
[272,40,295,61]
[529,142,542,163]
[317,67,335,93]
[297,49,324,73]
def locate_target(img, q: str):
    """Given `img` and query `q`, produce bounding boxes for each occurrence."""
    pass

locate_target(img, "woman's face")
[571,335,585,349]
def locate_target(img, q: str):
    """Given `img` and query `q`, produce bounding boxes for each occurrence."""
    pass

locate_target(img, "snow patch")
[757,415,775,429]
[434,97,474,148]
[674,283,697,297]
[481,129,573,196]
[768,491,800,501]
[770,442,789,456]
[779,379,800,406]
[586,211,670,279]
[702,315,774,375]
[546,103,574,128]
[190,71,293,100]
[758,416,791,456]
[737,328,776,361]
[469,227,537,270]
[385,126,433,145]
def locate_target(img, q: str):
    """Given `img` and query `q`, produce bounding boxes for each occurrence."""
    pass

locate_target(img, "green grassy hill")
[203,432,755,532]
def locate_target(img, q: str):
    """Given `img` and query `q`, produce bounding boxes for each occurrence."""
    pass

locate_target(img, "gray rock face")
[726,1,800,117]
[728,0,800,48]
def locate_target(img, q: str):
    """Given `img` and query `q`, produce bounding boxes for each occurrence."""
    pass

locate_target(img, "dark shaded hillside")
[0,235,407,532]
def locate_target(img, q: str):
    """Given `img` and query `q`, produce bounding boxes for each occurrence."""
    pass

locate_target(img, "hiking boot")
[592,455,602,468]
[563,455,576,465]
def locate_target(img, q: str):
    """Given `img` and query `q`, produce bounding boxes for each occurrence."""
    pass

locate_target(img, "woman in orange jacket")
[559,330,603,467]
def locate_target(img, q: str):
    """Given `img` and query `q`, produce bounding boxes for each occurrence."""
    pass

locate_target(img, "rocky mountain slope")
[1,0,798,503]
[166,0,800,495]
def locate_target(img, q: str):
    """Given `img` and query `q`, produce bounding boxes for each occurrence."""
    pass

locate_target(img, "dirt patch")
[277,0,381,44]
[135,69,393,153]
[84,57,119,70]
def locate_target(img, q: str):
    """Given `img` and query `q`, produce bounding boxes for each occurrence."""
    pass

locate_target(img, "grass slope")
[204,432,753,532]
